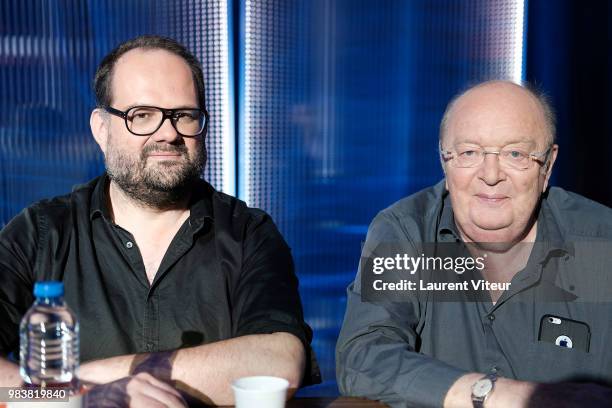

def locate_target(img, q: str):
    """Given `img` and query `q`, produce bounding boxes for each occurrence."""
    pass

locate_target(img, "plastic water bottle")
[19,281,79,389]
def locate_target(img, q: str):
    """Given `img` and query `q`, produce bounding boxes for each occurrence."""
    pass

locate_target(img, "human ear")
[90,109,109,154]
[541,144,559,192]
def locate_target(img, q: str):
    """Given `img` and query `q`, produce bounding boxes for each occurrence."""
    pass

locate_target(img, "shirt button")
[488,314,495,321]
[126,241,134,249]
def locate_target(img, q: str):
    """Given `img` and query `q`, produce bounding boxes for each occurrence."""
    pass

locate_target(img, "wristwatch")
[471,372,497,408]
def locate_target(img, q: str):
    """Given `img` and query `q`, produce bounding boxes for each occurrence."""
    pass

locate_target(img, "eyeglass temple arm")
[530,146,553,161]
[104,106,127,119]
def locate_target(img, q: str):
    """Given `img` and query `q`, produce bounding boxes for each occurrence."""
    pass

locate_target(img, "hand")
[125,373,187,408]
[0,357,21,387]
[85,372,187,408]
[526,382,612,408]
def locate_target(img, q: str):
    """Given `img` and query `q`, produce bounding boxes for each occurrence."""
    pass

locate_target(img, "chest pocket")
[521,308,612,386]
[524,341,607,384]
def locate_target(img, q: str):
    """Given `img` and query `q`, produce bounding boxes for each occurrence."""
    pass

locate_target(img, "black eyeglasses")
[104,105,209,137]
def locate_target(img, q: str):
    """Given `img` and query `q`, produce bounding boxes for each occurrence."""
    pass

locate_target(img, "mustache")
[141,144,188,158]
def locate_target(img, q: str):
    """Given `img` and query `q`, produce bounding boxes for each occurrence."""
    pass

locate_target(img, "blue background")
[1,0,609,396]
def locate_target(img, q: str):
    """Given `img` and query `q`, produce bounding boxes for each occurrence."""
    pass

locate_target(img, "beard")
[104,133,206,209]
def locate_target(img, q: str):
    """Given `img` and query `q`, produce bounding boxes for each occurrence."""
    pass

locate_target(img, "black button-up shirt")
[0,175,320,384]
[337,180,612,408]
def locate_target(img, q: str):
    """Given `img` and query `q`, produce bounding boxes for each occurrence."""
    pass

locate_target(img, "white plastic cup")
[231,376,289,408]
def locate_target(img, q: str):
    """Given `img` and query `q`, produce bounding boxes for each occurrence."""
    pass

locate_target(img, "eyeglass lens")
[126,107,205,136]
[453,146,531,170]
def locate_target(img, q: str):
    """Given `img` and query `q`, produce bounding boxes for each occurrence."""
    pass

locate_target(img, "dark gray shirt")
[336,180,612,408]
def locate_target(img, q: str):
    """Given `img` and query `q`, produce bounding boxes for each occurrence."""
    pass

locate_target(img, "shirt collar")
[89,174,214,232]
[89,174,111,221]
[534,191,574,258]
[187,178,215,232]
[437,189,461,242]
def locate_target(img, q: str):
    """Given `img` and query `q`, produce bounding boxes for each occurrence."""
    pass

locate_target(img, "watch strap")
[471,372,498,408]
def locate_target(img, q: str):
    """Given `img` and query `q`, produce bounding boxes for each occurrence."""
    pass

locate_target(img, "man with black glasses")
[0,35,318,406]
[337,81,612,407]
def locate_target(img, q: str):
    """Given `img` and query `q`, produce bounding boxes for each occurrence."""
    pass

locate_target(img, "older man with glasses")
[0,35,319,407]
[337,80,612,407]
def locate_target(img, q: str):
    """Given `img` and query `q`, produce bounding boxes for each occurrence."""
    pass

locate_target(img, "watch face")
[473,379,493,398]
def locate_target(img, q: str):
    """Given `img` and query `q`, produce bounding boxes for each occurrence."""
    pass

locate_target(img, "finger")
[133,372,184,399]
[131,387,187,408]
[128,393,168,408]
[127,375,187,408]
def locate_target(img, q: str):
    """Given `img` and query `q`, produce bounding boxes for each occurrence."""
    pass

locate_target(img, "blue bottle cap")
[33,281,64,298]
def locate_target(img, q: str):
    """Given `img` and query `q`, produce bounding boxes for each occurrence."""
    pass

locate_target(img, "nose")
[150,117,181,143]
[478,152,506,185]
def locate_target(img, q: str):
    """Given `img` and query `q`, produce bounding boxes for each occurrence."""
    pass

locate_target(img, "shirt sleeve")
[336,211,467,408]
[0,207,39,357]
[231,210,321,385]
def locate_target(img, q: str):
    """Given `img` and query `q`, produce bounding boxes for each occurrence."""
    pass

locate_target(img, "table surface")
[286,397,388,407]
[219,397,387,407]
[0,396,388,408]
